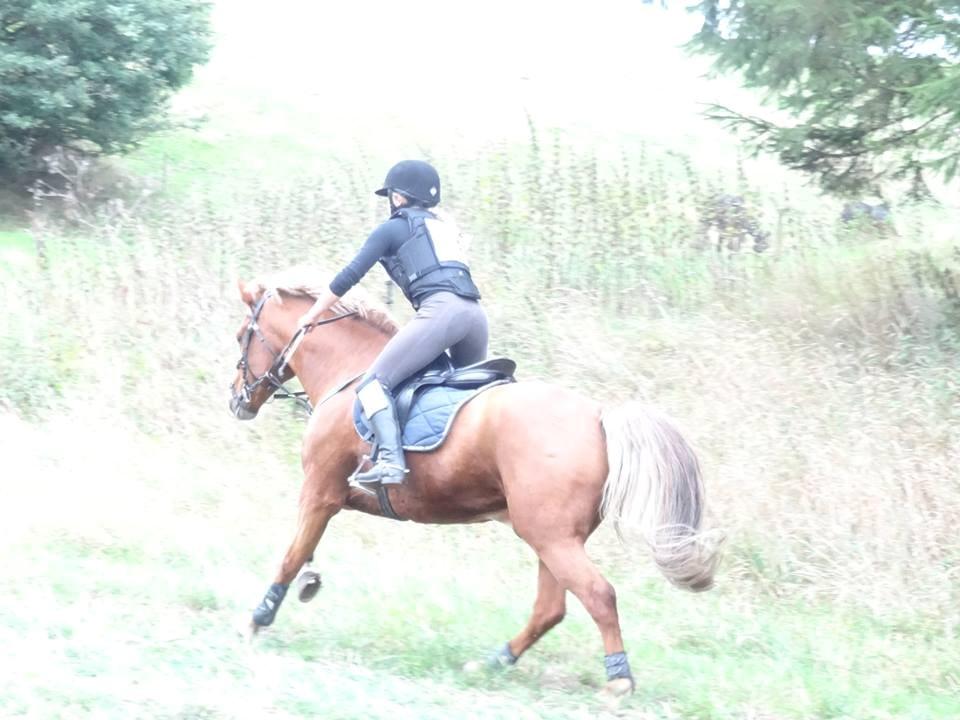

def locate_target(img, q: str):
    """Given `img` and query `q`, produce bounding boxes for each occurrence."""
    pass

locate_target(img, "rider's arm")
[329,219,404,297]
[298,219,403,327]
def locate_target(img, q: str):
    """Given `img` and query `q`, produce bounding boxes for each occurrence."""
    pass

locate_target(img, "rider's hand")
[297,310,318,330]
[297,290,340,331]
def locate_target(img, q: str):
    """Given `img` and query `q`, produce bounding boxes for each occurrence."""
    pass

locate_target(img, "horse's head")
[229,279,296,420]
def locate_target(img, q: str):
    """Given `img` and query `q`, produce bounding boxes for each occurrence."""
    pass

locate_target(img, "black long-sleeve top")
[329,217,408,297]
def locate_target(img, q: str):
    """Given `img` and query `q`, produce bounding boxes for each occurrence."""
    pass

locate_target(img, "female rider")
[297,160,488,487]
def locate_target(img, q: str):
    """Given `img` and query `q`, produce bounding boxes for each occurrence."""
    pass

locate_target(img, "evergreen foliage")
[691,0,960,195]
[0,0,212,182]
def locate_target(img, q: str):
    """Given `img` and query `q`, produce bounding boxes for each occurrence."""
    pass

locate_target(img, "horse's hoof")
[600,677,635,699]
[463,643,516,674]
[240,619,260,644]
[483,642,518,670]
[296,570,322,603]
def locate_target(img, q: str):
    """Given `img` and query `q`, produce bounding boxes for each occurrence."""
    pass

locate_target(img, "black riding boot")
[353,378,407,487]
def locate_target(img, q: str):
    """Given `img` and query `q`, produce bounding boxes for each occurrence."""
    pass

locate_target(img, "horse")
[229,269,721,696]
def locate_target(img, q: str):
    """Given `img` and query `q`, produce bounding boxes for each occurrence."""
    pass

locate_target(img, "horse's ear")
[237,278,255,305]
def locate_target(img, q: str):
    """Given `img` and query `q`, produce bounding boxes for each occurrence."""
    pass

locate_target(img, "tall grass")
[3,134,958,625]
[0,135,960,624]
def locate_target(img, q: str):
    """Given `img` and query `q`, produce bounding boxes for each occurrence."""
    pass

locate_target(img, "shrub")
[0,0,212,183]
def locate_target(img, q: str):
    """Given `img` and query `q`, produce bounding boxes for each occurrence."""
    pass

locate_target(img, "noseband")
[235,293,356,412]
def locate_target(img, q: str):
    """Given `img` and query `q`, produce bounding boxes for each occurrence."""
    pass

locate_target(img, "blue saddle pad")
[352,382,506,452]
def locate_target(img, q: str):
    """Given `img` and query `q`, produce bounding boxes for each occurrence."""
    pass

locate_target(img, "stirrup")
[352,461,408,485]
[348,457,407,495]
[348,455,377,496]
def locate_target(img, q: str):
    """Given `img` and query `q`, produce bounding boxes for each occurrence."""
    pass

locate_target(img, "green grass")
[0,228,30,248]
[122,127,334,198]
[2,180,956,715]
[0,228,33,270]
[2,413,957,719]
[2,1,959,716]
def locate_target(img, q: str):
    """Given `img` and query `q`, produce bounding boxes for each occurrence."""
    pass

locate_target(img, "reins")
[237,294,361,414]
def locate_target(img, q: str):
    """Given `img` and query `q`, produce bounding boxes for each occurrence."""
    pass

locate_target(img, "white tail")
[600,402,722,592]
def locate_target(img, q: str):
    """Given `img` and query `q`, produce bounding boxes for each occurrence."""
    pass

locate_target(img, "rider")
[297,160,488,487]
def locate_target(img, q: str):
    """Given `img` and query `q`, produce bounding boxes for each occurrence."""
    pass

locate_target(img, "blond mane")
[252,266,399,336]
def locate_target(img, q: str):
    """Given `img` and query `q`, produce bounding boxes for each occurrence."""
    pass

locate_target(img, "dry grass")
[5,169,957,621]
[2,0,958,712]
[1,144,958,717]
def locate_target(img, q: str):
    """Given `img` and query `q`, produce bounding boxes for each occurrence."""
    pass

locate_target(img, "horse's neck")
[292,318,389,402]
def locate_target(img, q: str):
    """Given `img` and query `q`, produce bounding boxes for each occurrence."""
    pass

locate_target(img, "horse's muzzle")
[229,393,258,421]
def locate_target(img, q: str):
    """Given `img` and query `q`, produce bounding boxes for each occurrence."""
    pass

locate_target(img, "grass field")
[2,1,959,718]
[3,406,958,720]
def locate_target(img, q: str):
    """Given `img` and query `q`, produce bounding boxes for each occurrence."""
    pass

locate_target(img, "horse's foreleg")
[250,476,345,630]
[491,560,566,666]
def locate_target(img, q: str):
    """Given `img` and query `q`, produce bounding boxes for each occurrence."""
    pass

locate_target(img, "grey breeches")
[367,291,489,390]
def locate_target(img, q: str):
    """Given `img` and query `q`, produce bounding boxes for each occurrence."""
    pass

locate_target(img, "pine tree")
[0,0,212,183]
[690,0,960,196]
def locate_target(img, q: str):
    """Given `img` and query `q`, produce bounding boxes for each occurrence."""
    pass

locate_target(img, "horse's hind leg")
[490,560,566,666]
[537,541,634,695]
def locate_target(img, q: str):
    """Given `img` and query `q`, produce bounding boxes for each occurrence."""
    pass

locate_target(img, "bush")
[0,0,212,184]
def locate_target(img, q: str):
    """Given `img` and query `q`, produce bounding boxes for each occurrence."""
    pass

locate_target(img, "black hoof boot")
[252,582,288,627]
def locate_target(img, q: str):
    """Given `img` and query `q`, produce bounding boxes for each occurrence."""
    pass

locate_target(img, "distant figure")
[840,200,895,239]
[698,193,770,253]
[841,201,891,224]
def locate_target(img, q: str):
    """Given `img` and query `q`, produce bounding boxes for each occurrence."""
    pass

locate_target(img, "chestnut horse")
[229,271,720,695]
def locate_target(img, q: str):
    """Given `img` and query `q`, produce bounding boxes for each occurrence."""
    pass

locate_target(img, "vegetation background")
[1,1,958,718]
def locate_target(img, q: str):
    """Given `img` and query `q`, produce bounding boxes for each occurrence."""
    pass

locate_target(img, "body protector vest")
[380,208,481,308]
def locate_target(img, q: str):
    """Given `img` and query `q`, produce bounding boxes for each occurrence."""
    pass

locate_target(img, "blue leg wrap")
[604,651,633,681]
[486,642,518,668]
[252,582,288,627]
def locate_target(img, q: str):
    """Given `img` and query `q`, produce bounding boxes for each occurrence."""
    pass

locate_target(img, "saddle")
[394,356,516,424]
[353,356,516,452]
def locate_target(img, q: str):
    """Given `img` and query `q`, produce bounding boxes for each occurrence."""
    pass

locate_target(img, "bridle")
[235,292,357,413]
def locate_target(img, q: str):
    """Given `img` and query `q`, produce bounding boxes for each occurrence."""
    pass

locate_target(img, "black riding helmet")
[375,160,441,207]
